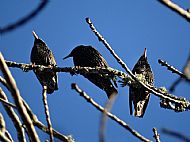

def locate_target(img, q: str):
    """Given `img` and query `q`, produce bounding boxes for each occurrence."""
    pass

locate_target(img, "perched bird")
[63,45,117,98]
[30,31,58,94]
[129,48,154,117]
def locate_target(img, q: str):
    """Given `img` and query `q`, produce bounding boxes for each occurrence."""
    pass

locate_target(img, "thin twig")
[71,83,151,142]
[0,0,48,34]
[85,17,190,112]
[158,0,190,22]
[0,96,16,108]
[99,93,117,142]
[0,131,12,142]
[0,52,40,141]
[22,99,74,142]
[42,86,54,142]
[0,75,74,142]
[153,128,161,142]
[0,88,26,142]
[162,128,190,142]
[0,113,13,142]
[158,59,187,79]
[169,78,182,92]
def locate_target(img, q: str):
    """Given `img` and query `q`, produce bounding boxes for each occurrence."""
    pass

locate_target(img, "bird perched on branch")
[63,45,117,98]
[129,48,154,117]
[30,31,58,94]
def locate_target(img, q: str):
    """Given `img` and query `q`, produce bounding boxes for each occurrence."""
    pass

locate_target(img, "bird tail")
[35,70,58,94]
[134,94,150,118]
[46,74,58,94]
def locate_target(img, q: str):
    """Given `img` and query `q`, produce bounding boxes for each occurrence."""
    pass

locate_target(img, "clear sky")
[1,1,190,142]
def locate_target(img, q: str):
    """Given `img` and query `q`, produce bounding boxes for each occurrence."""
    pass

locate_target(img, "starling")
[30,31,58,94]
[129,48,154,117]
[63,45,117,98]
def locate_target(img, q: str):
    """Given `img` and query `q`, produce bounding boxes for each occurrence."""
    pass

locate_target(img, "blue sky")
[1,1,190,142]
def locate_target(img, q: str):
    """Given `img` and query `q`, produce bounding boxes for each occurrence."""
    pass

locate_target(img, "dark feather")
[30,31,58,94]
[129,48,154,117]
[63,45,117,98]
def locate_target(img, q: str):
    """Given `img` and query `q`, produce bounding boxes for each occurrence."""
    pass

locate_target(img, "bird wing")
[38,46,56,66]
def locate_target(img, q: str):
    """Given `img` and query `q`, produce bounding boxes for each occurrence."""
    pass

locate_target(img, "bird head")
[63,45,87,60]
[32,31,46,47]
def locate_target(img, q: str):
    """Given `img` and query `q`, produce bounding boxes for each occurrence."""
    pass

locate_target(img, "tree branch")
[158,59,188,80]
[0,52,40,141]
[71,83,151,142]
[22,99,74,142]
[0,113,13,142]
[99,93,117,142]
[85,17,190,112]
[153,128,161,142]
[158,0,190,22]
[5,59,190,111]
[0,131,12,142]
[42,86,54,142]
[0,0,48,34]
[0,95,16,108]
[0,88,26,142]
[0,71,74,142]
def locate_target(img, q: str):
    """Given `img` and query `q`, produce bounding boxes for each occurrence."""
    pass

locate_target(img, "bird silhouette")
[30,31,58,94]
[63,45,117,98]
[129,48,154,117]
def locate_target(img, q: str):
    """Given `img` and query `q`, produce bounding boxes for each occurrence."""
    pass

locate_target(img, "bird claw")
[118,80,127,87]
[21,64,29,72]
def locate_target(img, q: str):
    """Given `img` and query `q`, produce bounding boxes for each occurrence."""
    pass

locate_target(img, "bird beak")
[32,31,39,39]
[143,48,147,58]
[63,54,72,60]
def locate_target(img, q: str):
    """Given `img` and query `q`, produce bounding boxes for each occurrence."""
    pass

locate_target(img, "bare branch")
[85,17,190,112]
[0,52,40,141]
[42,86,54,142]
[158,0,190,22]
[0,113,13,142]
[158,59,187,80]
[5,59,190,111]
[71,83,151,142]
[169,78,182,92]
[0,68,75,142]
[0,88,26,142]
[0,131,12,142]
[99,94,117,142]
[0,0,48,34]
[0,96,16,108]
[153,128,161,142]
[159,54,190,92]
[85,17,133,77]
[22,99,74,142]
